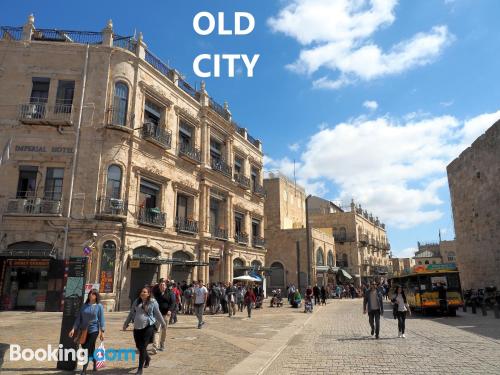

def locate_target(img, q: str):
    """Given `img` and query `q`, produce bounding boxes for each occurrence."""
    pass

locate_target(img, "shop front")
[0,241,64,311]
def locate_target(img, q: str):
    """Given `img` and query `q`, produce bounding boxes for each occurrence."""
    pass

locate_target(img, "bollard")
[472,302,477,314]
[463,304,467,313]
[482,305,487,316]
[494,304,500,319]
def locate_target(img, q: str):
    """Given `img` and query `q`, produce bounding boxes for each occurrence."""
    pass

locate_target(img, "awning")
[131,255,208,266]
[339,269,353,280]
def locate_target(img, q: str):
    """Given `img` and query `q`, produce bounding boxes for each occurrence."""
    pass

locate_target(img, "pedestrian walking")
[183,284,194,315]
[169,282,181,324]
[392,285,411,338]
[313,284,320,305]
[363,281,384,339]
[244,286,257,318]
[226,283,237,317]
[69,289,105,375]
[236,285,245,312]
[194,280,208,328]
[123,286,166,375]
[320,286,327,305]
[153,281,176,351]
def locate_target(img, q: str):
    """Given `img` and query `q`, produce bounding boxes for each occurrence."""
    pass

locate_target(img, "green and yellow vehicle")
[390,263,463,316]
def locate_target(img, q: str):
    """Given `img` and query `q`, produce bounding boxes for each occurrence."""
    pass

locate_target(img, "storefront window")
[99,241,116,293]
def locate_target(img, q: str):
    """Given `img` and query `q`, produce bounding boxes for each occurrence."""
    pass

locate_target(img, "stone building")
[307,196,391,286]
[447,119,500,289]
[0,17,265,311]
[391,257,415,276]
[263,174,335,292]
[413,240,457,266]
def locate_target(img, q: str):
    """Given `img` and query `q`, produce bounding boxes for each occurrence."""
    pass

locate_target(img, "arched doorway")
[269,261,285,290]
[170,251,192,283]
[233,258,245,278]
[129,247,160,304]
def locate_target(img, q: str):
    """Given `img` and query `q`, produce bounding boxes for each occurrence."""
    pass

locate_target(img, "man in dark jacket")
[313,284,320,305]
[153,281,176,351]
[363,281,384,339]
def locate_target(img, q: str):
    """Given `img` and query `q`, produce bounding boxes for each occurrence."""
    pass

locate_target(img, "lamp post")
[305,194,312,287]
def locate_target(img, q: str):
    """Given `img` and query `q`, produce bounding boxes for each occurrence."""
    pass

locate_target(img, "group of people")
[286,284,328,311]
[70,279,264,375]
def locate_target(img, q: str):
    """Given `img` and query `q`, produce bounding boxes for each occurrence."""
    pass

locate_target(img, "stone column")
[227,136,234,173]
[202,123,211,167]
[226,193,233,239]
[245,210,252,240]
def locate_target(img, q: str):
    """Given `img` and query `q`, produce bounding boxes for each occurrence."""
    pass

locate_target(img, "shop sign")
[99,271,114,293]
[8,259,50,268]
[14,145,74,154]
[130,260,140,269]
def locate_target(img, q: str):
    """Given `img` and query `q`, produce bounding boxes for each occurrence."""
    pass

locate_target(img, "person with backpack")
[183,284,194,315]
[391,285,411,338]
[69,289,105,375]
[153,281,176,351]
[124,286,166,375]
[244,285,257,318]
[169,282,181,324]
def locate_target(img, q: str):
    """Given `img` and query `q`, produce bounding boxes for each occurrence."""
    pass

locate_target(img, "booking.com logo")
[9,344,136,365]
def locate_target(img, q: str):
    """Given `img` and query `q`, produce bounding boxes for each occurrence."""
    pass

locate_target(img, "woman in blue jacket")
[69,289,105,374]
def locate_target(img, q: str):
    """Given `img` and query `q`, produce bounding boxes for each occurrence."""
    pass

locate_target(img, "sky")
[3,0,500,258]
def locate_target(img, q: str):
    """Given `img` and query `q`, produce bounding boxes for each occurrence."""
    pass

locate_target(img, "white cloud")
[394,247,417,258]
[266,110,500,229]
[363,100,378,110]
[288,142,300,152]
[440,100,454,107]
[268,0,454,89]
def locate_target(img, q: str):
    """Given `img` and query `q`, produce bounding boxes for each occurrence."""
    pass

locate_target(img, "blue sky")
[3,0,500,257]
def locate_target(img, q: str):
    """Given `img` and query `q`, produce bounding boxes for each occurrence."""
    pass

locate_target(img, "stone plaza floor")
[1,299,499,374]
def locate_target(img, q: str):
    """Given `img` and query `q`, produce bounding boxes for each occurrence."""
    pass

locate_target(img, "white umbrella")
[233,275,260,282]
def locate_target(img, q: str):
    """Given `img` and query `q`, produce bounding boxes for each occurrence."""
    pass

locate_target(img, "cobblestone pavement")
[258,300,500,375]
[1,299,500,374]
[0,301,307,375]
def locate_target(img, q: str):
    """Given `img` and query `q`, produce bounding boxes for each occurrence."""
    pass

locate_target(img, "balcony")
[6,194,62,216]
[175,217,199,235]
[210,226,228,241]
[359,233,369,245]
[18,103,74,126]
[97,196,127,220]
[234,232,249,245]
[138,207,166,228]
[211,158,232,178]
[252,236,265,248]
[252,183,266,197]
[142,123,172,149]
[234,174,251,190]
[178,142,201,164]
[107,107,131,128]
[333,232,355,243]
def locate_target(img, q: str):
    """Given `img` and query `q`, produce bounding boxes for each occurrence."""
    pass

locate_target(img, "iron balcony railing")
[138,207,166,228]
[112,36,137,53]
[178,79,200,101]
[210,226,228,241]
[359,233,369,244]
[178,142,201,164]
[234,232,249,245]
[18,103,74,124]
[333,232,356,243]
[252,236,265,248]
[234,173,251,189]
[253,183,266,197]
[211,158,232,178]
[209,98,230,121]
[175,217,199,234]
[145,49,173,77]
[98,196,127,217]
[6,192,62,215]
[1,26,23,40]
[32,28,103,44]
[142,122,172,149]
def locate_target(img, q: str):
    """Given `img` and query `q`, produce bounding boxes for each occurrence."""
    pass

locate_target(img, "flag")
[0,138,12,166]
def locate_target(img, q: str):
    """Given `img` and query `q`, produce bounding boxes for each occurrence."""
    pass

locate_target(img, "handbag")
[74,328,88,345]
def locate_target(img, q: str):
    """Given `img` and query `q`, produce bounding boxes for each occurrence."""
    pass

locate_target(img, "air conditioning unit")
[7,199,24,213]
[41,200,61,214]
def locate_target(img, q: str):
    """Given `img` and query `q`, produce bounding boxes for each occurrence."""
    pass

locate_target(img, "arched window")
[233,258,245,278]
[113,82,128,126]
[316,248,324,266]
[107,165,122,199]
[270,261,285,287]
[99,241,116,293]
[447,252,456,262]
[251,260,262,269]
[327,251,334,267]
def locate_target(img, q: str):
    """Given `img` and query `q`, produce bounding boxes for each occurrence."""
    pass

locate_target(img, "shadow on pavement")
[0,342,9,369]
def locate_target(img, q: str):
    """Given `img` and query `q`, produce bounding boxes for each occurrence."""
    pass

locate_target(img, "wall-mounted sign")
[130,259,140,269]
[15,145,74,154]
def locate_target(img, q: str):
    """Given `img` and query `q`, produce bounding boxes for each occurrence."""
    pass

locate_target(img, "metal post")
[296,241,301,291]
[494,304,500,319]
[482,304,487,316]
[472,301,477,314]
[305,195,311,287]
